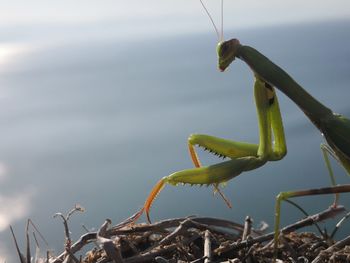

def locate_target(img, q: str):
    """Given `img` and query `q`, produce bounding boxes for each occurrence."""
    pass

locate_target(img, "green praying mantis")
[132,1,350,258]
[216,38,350,253]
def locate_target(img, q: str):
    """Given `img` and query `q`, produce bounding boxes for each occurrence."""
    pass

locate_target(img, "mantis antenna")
[221,0,224,41]
[199,0,224,41]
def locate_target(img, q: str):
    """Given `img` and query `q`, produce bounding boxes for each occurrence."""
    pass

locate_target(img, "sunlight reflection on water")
[0,43,31,68]
[0,188,35,231]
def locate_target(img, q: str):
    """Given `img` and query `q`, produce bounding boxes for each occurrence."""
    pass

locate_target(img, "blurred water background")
[1,1,350,260]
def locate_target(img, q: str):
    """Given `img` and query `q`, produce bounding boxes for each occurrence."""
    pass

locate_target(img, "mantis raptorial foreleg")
[188,134,259,207]
[187,79,288,164]
[134,78,287,223]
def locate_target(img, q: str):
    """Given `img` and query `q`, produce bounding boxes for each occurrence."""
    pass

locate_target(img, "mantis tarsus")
[133,3,350,260]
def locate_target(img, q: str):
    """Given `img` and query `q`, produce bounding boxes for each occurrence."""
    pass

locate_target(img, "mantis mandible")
[133,1,350,258]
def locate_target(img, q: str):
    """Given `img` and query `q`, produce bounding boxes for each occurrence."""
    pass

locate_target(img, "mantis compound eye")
[218,42,229,56]
[217,42,228,60]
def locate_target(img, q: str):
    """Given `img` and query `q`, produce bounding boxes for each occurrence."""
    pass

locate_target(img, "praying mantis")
[132,1,350,259]
[216,38,350,254]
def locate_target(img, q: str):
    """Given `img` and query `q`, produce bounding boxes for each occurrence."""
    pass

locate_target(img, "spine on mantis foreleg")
[236,45,333,130]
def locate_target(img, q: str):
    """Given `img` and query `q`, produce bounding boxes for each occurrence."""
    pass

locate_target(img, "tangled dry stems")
[10,205,350,263]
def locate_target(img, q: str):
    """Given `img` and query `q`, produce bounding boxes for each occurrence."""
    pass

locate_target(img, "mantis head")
[217,39,241,71]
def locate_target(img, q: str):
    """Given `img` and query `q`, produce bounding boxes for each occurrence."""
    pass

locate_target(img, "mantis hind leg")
[272,139,343,258]
[321,143,339,206]
[273,184,350,260]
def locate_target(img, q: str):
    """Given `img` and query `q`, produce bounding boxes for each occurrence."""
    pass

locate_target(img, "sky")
[1,0,350,25]
[1,0,350,42]
[1,0,349,69]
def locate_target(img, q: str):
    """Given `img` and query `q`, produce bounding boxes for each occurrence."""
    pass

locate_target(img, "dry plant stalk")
[43,205,350,263]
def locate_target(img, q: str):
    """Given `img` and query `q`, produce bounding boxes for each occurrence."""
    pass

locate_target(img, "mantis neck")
[237,45,333,129]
